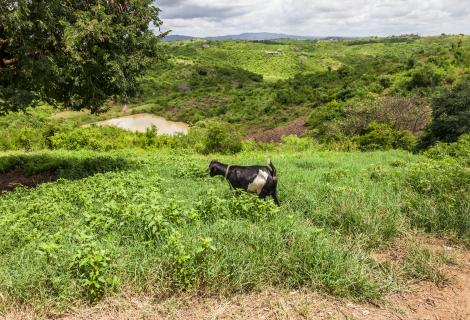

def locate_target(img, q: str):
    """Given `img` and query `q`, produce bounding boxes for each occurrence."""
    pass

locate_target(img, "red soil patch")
[246,118,308,143]
[0,170,58,192]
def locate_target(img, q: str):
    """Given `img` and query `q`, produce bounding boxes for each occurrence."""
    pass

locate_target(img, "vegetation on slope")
[133,35,470,139]
[1,144,468,309]
[2,35,469,152]
[0,35,469,312]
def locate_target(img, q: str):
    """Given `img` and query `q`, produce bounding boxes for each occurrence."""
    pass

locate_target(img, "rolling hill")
[163,32,321,42]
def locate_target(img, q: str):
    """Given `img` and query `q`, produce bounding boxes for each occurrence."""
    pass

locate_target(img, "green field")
[1,143,469,310]
[1,35,470,314]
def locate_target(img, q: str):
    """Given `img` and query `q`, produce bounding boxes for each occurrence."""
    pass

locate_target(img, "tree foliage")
[418,79,470,149]
[0,0,165,113]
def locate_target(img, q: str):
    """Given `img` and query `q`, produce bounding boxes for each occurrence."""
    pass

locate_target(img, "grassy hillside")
[133,35,470,131]
[0,36,469,314]
[1,35,469,152]
[1,145,468,310]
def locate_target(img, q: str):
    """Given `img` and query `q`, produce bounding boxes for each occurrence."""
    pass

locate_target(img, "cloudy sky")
[155,0,470,37]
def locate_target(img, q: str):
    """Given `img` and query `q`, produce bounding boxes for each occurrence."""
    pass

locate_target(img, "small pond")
[93,114,189,135]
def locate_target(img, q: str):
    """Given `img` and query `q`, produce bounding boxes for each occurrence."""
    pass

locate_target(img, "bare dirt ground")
[3,244,469,320]
[246,118,308,143]
[0,170,57,192]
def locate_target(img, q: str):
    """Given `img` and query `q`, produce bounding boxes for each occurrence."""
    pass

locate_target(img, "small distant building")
[265,50,282,56]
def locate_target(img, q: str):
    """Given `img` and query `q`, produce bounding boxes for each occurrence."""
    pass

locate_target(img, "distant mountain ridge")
[163,34,194,42]
[163,32,320,42]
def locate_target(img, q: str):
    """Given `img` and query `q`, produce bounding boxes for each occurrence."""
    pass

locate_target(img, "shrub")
[376,96,431,132]
[166,232,216,289]
[196,67,208,76]
[406,65,442,90]
[406,57,417,69]
[379,76,392,89]
[187,120,242,154]
[353,122,417,151]
[422,134,470,167]
[339,97,431,137]
[336,86,353,101]
[280,135,318,152]
[337,66,351,78]
[50,127,133,150]
[0,151,132,178]
[275,88,304,105]
[0,105,54,151]
[49,126,181,151]
[194,189,279,223]
[307,101,344,132]
[72,236,118,303]
[14,127,46,151]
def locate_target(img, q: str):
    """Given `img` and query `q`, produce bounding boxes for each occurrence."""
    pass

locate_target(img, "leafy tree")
[418,79,470,149]
[0,0,165,113]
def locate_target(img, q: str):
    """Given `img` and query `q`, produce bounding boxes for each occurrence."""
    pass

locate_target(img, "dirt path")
[383,252,470,320]
[3,247,469,320]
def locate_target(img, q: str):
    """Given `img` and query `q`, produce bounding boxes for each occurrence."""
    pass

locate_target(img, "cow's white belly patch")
[247,170,269,195]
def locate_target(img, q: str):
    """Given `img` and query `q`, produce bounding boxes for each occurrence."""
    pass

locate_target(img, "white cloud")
[154,0,470,37]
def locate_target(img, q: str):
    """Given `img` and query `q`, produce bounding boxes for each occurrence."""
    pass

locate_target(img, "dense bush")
[418,79,470,149]
[307,101,344,129]
[423,134,470,166]
[187,120,243,154]
[0,105,54,151]
[338,97,431,136]
[307,96,429,149]
[0,151,132,178]
[0,127,47,151]
[406,64,442,89]
[50,126,182,151]
[353,122,417,151]
[275,88,305,105]
[307,101,345,141]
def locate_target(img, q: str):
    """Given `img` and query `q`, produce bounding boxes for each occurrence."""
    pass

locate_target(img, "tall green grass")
[1,147,468,309]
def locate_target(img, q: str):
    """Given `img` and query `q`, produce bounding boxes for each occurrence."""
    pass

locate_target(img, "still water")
[93,114,189,135]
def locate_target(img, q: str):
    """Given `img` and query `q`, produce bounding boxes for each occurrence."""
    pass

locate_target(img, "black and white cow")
[208,160,280,206]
